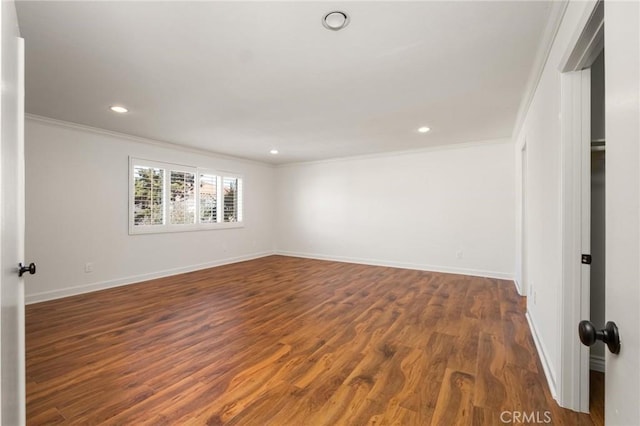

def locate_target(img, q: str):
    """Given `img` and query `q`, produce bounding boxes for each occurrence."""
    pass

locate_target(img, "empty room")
[1,0,639,425]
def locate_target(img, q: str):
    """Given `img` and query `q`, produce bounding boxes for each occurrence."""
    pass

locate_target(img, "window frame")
[221,173,244,224]
[197,169,221,226]
[131,159,166,228]
[129,157,244,235]
[166,164,198,230]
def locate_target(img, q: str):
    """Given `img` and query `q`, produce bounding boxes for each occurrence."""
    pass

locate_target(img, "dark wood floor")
[26,255,601,425]
[589,370,605,426]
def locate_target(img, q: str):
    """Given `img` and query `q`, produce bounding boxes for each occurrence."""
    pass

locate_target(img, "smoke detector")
[323,11,350,31]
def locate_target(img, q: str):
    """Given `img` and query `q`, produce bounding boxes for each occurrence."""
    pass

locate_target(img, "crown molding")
[512,1,570,140]
[25,114,274,168]
[276,137,512,168]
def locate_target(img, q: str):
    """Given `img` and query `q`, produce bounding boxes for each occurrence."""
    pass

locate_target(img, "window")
[199,173,218,224]
[133,165,164,226]
[169,170,196,225]
[223,176,243,223]
[129,158,243,234]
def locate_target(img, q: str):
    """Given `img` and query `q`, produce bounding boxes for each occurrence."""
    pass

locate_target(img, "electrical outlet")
[84,262,94,273]
[456,250,463,260]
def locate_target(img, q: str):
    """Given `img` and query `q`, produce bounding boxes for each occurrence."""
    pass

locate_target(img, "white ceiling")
[16,1,552,164]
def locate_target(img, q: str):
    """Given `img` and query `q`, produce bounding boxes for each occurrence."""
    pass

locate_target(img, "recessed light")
[270,149,279,155]
[418,126,431,133]
[323,11,350,31]
[109,105,128,113]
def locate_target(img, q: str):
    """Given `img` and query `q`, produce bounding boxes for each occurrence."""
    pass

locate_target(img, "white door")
[0,0,26,423]
[604,1,640,424]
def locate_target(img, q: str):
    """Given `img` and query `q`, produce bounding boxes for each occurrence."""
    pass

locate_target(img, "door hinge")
[581,254,592,265]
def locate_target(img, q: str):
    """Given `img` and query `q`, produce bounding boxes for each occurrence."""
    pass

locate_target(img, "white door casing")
[520,141,528,298]
[604,1,640,424]
[0,0,26,422]
[559,67,592,413]
[557,0,602,413]
[578,68,592,413]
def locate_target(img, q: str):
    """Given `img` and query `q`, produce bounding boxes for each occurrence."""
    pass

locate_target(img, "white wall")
[26,116,517,305]
[25,117,275,303]
[514,0,599,398]
[275,140,515,279]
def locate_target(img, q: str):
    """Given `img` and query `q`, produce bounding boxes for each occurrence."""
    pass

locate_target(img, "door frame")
[517,139,528,297]
[557,0,603,413]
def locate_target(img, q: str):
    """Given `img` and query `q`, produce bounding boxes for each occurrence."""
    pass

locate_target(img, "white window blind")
[133,166,164,226]
[223,176,243,223]
[199,173,218,223]
[129,158,243,234]
[169,171,196,225]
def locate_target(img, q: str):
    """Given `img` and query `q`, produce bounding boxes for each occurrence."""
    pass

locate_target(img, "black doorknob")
[578,320,620,354]
[18,262,36,277]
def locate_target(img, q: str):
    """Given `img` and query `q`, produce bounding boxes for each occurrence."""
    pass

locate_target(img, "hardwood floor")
[589,371,605,426]
[26,256,600,425]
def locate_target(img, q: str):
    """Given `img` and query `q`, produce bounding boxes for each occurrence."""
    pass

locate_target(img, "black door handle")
[579,320,620,354]
[18,262,36,277]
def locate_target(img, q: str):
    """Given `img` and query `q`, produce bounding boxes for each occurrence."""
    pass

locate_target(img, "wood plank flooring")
[26,255,600,425]
[589,371,605,426]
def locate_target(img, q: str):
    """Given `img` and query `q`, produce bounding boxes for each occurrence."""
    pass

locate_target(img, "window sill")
[129,222,244,235]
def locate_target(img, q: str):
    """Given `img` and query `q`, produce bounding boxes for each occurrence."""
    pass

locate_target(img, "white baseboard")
[526,311,558,399]
[26,250,514,304]
[25,251,275,304]
[590,354,605,373]
[275,250,514,281]
[513,278,523,295]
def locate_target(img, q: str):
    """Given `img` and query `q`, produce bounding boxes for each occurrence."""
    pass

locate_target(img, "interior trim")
[527,310,559,399]
[275,250,514,281]
[25,251,275,304]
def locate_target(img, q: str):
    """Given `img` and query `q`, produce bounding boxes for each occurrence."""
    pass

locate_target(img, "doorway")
[588,49,605,425]
[557,0,639,421]
[557,0,604,415]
